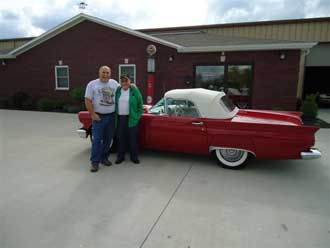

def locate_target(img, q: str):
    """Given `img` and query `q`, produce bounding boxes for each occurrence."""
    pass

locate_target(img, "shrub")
[272,106,285,111]
[301,94,318,119]
[70,87,85,110]
[54,101,66,111]
[66,105,81,113]
[10,91,32,108]
[21,98,34,110]
[0,97,11,109]
[70,87,85,102]
[37,98,56,111]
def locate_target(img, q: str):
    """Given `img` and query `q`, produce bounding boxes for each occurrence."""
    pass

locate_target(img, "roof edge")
[8,13,182,57]
[0,54,16,59]
[178,42,318,53]
[8,14,86,56]
[139,16,330,33]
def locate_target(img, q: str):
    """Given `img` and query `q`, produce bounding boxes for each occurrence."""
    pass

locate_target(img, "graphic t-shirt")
[85,79,120,114]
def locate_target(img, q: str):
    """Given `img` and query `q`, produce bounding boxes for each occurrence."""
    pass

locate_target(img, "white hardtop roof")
[165,88,239,119]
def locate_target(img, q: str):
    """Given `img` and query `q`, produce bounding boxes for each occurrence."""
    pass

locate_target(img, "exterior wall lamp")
[2,59,6,66]
[220,52,226,62]
[280,53,286,60]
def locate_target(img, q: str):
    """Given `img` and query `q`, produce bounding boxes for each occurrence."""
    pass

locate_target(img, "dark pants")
[117,115,139,161]
[90,112,115,165]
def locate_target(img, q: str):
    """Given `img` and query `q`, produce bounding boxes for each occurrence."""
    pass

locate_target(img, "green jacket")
[115,86,143,127]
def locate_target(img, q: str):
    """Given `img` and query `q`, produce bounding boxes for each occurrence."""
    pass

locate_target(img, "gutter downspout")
[296,49,310,99]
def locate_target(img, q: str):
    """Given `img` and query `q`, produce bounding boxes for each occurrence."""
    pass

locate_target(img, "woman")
[115,75,143,164]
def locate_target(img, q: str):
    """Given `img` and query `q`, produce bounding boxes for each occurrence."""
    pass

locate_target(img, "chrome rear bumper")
[76,129,87,138]
[301,148,322,159]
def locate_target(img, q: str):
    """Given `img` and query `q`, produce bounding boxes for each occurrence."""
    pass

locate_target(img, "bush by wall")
[0,97,11,109]
[70,87,85,110]
[301,94,319,119]
[37,98,57,111]
[10,91,32,109]
[70,87,85,102]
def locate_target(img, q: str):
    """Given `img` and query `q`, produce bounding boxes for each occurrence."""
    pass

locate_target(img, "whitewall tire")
[215,148,248,169]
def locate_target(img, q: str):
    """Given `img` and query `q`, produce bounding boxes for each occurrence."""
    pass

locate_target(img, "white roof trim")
[0,54,16,59]
[7,13,182,57]
[178,42,318,53]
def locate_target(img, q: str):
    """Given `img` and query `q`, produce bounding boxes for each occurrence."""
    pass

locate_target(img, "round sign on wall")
[146,44,157,56]
[147,96,153,104]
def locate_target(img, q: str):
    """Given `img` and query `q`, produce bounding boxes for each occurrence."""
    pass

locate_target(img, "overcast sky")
[0,0,329,39]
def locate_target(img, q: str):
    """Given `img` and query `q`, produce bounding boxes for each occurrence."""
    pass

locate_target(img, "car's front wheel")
[215,148,248,169]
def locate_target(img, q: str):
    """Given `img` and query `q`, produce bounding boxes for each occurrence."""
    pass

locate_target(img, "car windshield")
[148,98,165,115]
[220,95,236,112]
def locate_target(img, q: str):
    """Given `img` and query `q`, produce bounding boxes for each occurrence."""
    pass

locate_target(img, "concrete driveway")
[1,109,329,248]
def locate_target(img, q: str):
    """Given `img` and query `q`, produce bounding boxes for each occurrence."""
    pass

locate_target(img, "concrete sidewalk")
[319,108,330,123]
[0,110,329,248]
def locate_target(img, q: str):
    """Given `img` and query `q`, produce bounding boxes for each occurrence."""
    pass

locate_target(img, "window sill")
[55,88,69,91]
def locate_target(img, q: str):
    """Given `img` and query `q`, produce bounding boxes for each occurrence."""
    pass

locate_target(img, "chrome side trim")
[209,146,256,157]
[76,129,87,138]
[300,148,322,159]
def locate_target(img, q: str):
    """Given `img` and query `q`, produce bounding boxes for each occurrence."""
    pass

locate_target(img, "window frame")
[55,65,70,90]
[119,64,136,83]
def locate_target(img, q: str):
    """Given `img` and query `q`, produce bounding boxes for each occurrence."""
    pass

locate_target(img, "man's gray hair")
[99,65,111,72]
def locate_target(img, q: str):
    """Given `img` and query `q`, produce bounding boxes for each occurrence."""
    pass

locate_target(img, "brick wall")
[0,20,300,110]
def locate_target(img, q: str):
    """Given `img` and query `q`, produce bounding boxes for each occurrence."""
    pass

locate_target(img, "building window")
[55,66,69,90]
[119,64,136,83]
[226,65,252,108]
[194,64,252,108]
[195,65,225,91]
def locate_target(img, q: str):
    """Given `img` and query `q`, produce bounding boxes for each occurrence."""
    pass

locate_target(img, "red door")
[146,115,209,155]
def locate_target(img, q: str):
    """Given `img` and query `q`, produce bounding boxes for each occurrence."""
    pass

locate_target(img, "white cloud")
[0,0,329,38]
[83,0,210,28]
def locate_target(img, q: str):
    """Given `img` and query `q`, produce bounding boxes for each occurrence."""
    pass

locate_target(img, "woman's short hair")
[120,74,130,82]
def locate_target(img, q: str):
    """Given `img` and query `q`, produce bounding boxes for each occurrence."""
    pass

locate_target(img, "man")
[85,66,120,172]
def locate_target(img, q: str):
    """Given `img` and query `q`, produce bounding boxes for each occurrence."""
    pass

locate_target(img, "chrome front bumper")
[76,129,87,138]
[301,148,322,159]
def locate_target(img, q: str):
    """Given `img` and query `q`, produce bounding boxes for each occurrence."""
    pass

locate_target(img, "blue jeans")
[90,113,115,165]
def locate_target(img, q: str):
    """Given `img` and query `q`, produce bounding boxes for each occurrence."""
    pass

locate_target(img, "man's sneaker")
[90,164,99,172]
[101,159,112,166]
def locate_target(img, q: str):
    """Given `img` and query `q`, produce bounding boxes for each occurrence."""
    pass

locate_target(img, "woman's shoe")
[131,158,140,164]
[115,158,124,164]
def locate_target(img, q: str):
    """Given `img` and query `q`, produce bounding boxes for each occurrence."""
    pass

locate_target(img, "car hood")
[232,109,304,126]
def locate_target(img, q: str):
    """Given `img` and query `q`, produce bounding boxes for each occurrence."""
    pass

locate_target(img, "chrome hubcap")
[220,149,244,162]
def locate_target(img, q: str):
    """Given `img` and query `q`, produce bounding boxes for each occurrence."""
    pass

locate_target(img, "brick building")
[0,13,317,110]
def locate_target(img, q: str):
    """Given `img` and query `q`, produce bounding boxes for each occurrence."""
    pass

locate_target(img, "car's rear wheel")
[215,148,248,169]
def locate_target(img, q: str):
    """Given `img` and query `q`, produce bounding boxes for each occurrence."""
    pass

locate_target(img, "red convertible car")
[77,88,321,169]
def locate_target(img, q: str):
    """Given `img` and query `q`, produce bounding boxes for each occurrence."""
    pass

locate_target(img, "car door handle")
[192,122,204,126]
